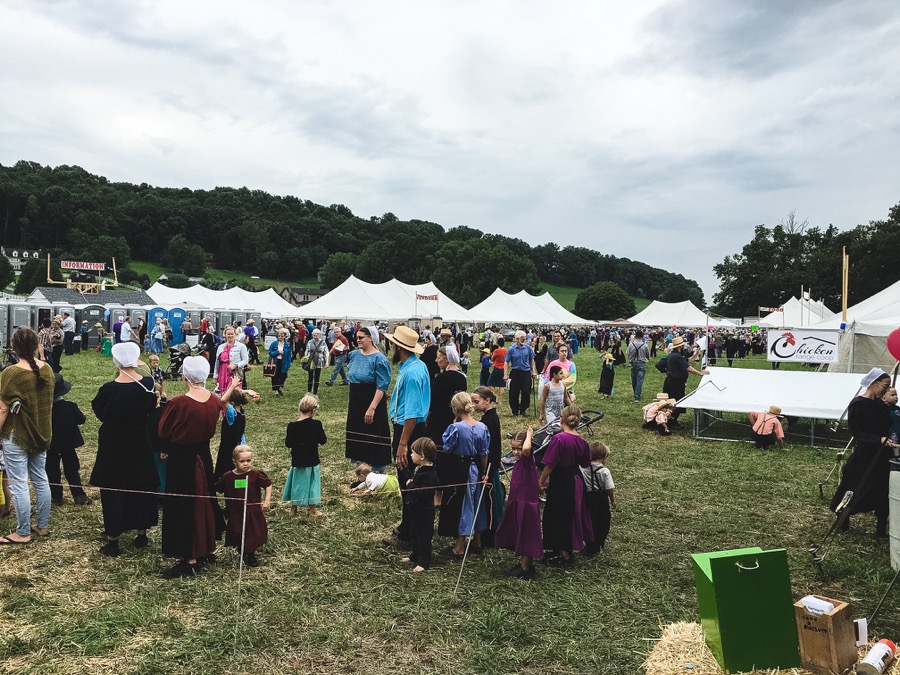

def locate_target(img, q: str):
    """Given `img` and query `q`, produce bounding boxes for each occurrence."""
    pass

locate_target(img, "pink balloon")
[888,328,900,361]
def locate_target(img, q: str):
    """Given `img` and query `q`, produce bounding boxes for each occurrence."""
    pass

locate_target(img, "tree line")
[0,160,704,307]
[713,207,900,316]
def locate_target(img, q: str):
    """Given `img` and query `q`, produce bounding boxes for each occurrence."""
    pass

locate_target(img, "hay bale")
[644,622,900,675]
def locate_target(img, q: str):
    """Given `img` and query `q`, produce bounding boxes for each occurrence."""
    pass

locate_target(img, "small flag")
[234,478,248,488]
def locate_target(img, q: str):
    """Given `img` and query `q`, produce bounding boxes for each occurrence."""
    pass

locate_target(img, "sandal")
[0,534,31,545]
[31,528,51,537]
[442,546,464,559]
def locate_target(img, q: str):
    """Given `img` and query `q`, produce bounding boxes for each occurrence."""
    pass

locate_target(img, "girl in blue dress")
[441,391,491,557]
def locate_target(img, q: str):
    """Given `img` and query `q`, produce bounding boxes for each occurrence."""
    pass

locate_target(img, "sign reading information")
[61,260,105,271]
[767,329,841,364]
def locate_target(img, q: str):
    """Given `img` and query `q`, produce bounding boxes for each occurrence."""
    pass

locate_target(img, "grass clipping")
[644,622,900,675]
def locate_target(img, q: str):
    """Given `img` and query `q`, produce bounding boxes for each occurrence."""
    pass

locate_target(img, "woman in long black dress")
[157,356,225,578]
[344,325,393,470]
[830,368,896,536]
[91,342,159,557]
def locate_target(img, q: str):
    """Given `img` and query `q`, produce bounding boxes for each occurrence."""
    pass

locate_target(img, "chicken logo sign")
[767,329,840,363]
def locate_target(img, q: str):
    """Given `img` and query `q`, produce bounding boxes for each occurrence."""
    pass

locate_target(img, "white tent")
[297,276,475,322]
[759,296,835,328]
[469,289,556,324]
[677,367,863,420]
[146,283,304,318]
[527,292,593,325]
[628,300,710,327]
[467,289,592,325]
[806,278,900,373]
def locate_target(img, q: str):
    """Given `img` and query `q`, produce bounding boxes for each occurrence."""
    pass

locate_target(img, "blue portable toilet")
[168,308,187,344]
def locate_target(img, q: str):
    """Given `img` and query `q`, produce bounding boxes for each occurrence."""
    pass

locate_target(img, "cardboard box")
[794,595,857,675]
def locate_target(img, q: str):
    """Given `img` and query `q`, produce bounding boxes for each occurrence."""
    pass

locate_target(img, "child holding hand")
[494,428,542,580]
[216,445,272,567]
[400,438,439,572]
[283,394,327,516]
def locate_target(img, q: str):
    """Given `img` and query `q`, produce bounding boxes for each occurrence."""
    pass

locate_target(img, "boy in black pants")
[401,438,439,572]
[47,375,92,506]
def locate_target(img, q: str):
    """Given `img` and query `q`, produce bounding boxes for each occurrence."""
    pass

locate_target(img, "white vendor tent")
[297,276,475,323]
[527,291,593,325]
[146,283,303,318]
[628,300,710,327]
[469,289,557,324]
[759,296,835,328]
[677,367,863,447]
[677,367,863,420]
[807,278,900,373]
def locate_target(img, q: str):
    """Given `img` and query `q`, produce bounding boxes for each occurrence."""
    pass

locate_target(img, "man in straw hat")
[747,405,786,449]
[663,336,709,430]
[381,325,430,550]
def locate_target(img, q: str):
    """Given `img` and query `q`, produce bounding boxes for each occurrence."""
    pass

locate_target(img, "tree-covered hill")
[0,160,704,307]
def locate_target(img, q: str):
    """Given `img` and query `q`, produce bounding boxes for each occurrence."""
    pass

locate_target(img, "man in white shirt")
[120,316,137,344]
[61,311,77,356]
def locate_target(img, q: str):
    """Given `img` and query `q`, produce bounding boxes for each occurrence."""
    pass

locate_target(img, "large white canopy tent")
[146,283,304,318]
[806,278,900,373]
[526,291,593,325]
[468,289,557,324]
[759,296,835,328]
[678,366,864,447]
[296,276,475,323]
[467,289,591,325]
[628,300,710,327]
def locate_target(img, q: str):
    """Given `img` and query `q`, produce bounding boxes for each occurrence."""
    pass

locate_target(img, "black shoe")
[521,566,536,581]
[202,553,217,565]
[545,554,574,568]
[506,564,527,578]
[324,381,333,386]
[162,560,199,579]
[99,540,120,557]
[51,497,64,507]
[242,552,260,567]
[133,534,149,548]
[382,535,412,550]
[74,494,93,506]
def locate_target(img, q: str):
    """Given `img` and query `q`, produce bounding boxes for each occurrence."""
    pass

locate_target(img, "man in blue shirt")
[504,330,536,417]
[383,325,431,549]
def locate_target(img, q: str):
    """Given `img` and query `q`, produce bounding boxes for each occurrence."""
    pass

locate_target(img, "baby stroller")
[499,408,605,475]
[163,343,193,380]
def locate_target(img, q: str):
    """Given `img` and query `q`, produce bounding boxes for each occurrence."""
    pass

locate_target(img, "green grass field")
[127,260,319,291]
[1,349,896,674]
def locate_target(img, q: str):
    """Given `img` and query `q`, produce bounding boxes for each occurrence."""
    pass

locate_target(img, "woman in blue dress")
[441,391,491,557]
[344,325,393,471]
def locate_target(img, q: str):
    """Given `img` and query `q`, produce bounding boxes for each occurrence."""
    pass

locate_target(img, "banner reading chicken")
[766,329,841,364]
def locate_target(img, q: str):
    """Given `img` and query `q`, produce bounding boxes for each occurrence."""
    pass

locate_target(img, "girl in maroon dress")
[216,445,272,567]
[538,405,593,567]
[158,356,225,579]
[494,428,542,580]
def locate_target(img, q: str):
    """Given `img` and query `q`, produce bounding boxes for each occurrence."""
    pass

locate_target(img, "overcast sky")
[2,0,899,302]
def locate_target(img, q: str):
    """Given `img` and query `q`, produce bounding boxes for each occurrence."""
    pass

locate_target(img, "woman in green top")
[0,327,55,544]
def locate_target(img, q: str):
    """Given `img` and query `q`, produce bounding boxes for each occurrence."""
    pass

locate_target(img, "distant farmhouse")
[279,286,328,306]
[1,247,46,273]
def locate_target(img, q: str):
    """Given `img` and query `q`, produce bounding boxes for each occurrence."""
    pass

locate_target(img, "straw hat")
[655,393,669,401]
[385,325,424,355]
[482,348,491,354]
[768,405,782,415]
[670,336,686,349]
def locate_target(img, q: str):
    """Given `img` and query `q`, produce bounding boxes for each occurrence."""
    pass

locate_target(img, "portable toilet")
[35,304,55,328]
[0,301,8,347]
[106,305,126,335]
[168,308,187,344]
[187,310,202,330]
[77,304,106,348]
[8,303,35,337]
[147,307,168,326]
[217,311,234,330]
[53,304,77,325]
[248,311,262,327]
[128,307,147,330]
[234,311,247,327]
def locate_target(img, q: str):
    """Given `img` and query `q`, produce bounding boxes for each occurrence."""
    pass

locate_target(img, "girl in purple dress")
[494,428,542,580]
[538,405,593,567]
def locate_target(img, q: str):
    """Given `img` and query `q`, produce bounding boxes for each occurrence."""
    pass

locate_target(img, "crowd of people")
[0,315,895,579]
